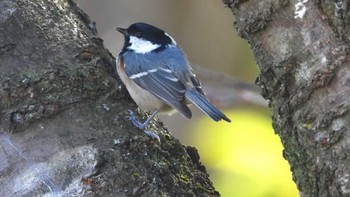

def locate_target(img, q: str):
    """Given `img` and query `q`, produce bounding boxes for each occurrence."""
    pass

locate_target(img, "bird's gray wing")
[124,61,192,119]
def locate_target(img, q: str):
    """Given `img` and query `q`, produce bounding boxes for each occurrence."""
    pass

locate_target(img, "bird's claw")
[144,130,161,142]
[127,110,160,142]
[127,110,144,129]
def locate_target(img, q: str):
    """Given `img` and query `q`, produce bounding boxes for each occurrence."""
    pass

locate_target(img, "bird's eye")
[136,32,143,38]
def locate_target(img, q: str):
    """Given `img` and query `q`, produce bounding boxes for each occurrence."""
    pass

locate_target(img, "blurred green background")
[77,1,299,196]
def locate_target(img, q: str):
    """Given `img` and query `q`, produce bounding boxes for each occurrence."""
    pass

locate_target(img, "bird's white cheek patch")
[128,36,160,54]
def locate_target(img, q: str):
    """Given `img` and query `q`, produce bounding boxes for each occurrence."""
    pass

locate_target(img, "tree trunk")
[0,0,219,196]
[224,0,350,196]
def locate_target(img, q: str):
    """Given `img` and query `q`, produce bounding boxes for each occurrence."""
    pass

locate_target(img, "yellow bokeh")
[191,109,299,197]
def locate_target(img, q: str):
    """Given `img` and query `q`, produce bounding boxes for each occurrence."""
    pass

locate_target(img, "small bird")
[116,22,231,141]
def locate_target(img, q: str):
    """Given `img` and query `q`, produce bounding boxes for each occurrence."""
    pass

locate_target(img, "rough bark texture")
[0,0,219,196]
[224,0,350,196]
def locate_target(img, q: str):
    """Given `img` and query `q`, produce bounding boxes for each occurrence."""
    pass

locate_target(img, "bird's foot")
[143,130,160,142]
[127,110,160,142]
[127,110,145,129]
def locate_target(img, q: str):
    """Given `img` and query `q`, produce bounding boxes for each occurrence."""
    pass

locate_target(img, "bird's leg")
[127,109,160,142]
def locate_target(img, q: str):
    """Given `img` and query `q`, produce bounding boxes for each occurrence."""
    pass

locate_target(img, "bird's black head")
[116,22,177,54]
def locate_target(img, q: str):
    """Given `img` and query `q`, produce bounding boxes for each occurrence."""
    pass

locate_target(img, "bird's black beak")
[115,27,128,36]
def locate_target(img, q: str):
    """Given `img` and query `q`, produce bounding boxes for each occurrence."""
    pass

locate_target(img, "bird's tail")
[185,89,231,122]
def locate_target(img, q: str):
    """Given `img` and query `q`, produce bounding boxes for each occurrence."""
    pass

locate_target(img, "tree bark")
[0,0,219,196]
[224,0,350,196]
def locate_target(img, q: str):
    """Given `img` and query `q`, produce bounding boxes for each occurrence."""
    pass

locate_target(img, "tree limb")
[0,0,219,196]
[224,0,350,196]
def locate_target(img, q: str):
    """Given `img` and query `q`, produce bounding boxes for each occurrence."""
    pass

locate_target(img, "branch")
[0,0,219,196]
[225,0,350,195]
